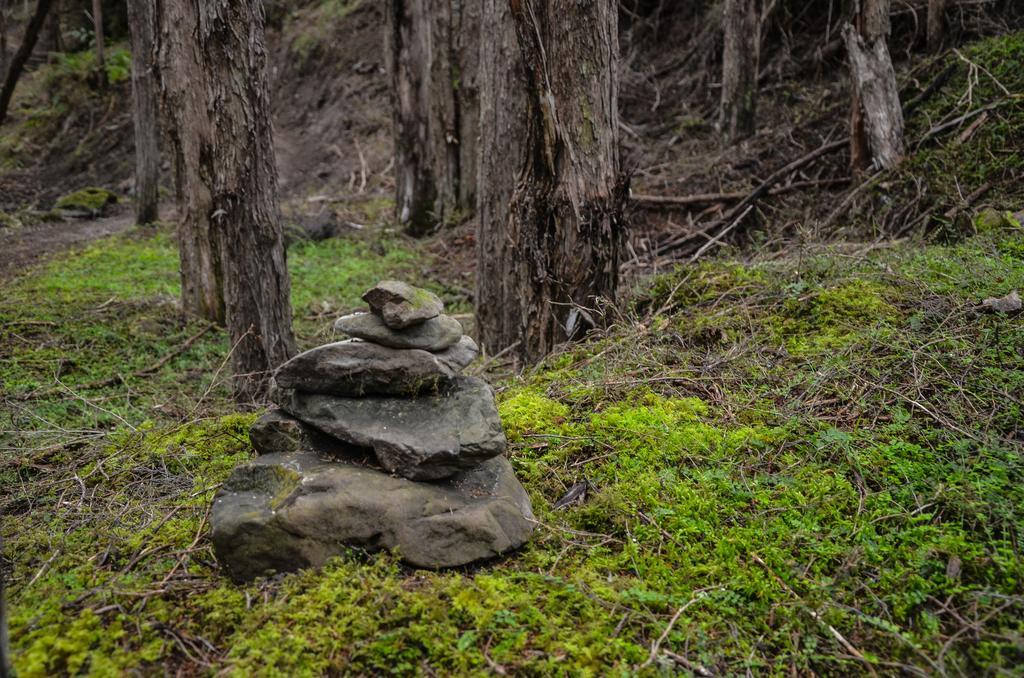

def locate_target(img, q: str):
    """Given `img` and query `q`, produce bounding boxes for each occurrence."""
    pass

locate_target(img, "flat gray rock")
[272,376,506,480]
[273,340,456,396]
[435,335,479,371]
[982,290,1022,313]
[334,312,463,352]
[211,451,535,581]
[363,280,444,329]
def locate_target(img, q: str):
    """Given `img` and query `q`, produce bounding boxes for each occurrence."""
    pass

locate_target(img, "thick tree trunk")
[126,0,159,224]
[0,0,53,126]
[91,0,105,87]
[927,0,946,52]
[720,0,759,142]
[475,0,526,355]
[845,0,903,172]
[485,0,626,363]
[386,0,479,236]
[159,0,296,402]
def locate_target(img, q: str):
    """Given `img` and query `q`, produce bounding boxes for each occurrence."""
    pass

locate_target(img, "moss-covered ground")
[2,212,1022,675]
[3,27,1024,678]
[852,32,1024,238]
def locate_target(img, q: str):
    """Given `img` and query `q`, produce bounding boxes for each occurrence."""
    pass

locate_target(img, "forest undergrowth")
[1,9,1023,678]
[2,215,1022,675]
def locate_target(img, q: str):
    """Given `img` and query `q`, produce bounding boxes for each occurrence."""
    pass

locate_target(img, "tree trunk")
[386,0,479,236]
[475,0,526,356]
[485,0,626,363]
[0,544,9,678]
[845,0,904,172]
[91,0,105,87]
[0,0,54,126]
[0,1,7,82]
[45,0,63,53]
[927,0,946,52]
[159,0,296,402]
[720,0,759,142]
[126,0,159,224]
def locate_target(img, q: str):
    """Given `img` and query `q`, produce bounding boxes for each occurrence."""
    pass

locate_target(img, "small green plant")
[49,47,133,89]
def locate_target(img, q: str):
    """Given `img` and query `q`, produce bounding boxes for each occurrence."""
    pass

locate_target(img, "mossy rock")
[55,187,119,215]
[974,207,1021,233]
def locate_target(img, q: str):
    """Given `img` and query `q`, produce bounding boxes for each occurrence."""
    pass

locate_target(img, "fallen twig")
[915,99,1010,149]
[634,178,849,209]
[687,205,753,263]
[749,553,878,676]
[657,137,848,256]
[637,590,718,670]
[664,650,714,677]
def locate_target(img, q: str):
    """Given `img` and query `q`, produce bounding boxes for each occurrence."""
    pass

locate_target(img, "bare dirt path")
[0,209,137,281]
[0,124,319,285]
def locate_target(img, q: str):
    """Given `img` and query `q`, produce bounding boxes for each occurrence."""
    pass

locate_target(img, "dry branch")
[633,178,849,209]
[656,137,849,256]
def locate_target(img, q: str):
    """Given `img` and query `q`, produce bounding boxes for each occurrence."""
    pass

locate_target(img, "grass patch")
[3,29,1024,676]
[0,226,425,445]
[3,223,1023,674]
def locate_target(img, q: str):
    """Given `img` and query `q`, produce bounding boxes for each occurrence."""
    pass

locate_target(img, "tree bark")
[0,1,7,83]
[720,0,759,142]
[0,543,9,678]
[386,0,479,236]
[91,0,105,87]
[159,0,296,402]
[0,0,54,126]
[475,0,526,355]
[45,0,63,54]
[484,0,626,363]
[126,0,159,224]
[927,0,946,53]
[845,0,904,172]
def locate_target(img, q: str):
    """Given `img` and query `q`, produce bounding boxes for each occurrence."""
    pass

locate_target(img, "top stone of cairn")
[363,280,444,329]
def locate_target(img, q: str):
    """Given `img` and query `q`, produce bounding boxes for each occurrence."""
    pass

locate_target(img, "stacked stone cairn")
[211,281,534,582]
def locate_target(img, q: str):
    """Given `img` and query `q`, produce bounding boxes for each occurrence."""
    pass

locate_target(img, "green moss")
[4,214,1024,673]
[886,32,1024,236]
[498,388,571,443]
[7,415,255,677]
[55,187,118,213]
[769,279,899,354]
[974,207,1020,233]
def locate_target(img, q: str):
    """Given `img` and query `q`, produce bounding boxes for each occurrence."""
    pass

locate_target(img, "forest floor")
[2,2,1023,676]
[3,197,1022,677]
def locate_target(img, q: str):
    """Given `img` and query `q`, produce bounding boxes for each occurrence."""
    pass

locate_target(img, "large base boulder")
[211,451,535,581]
